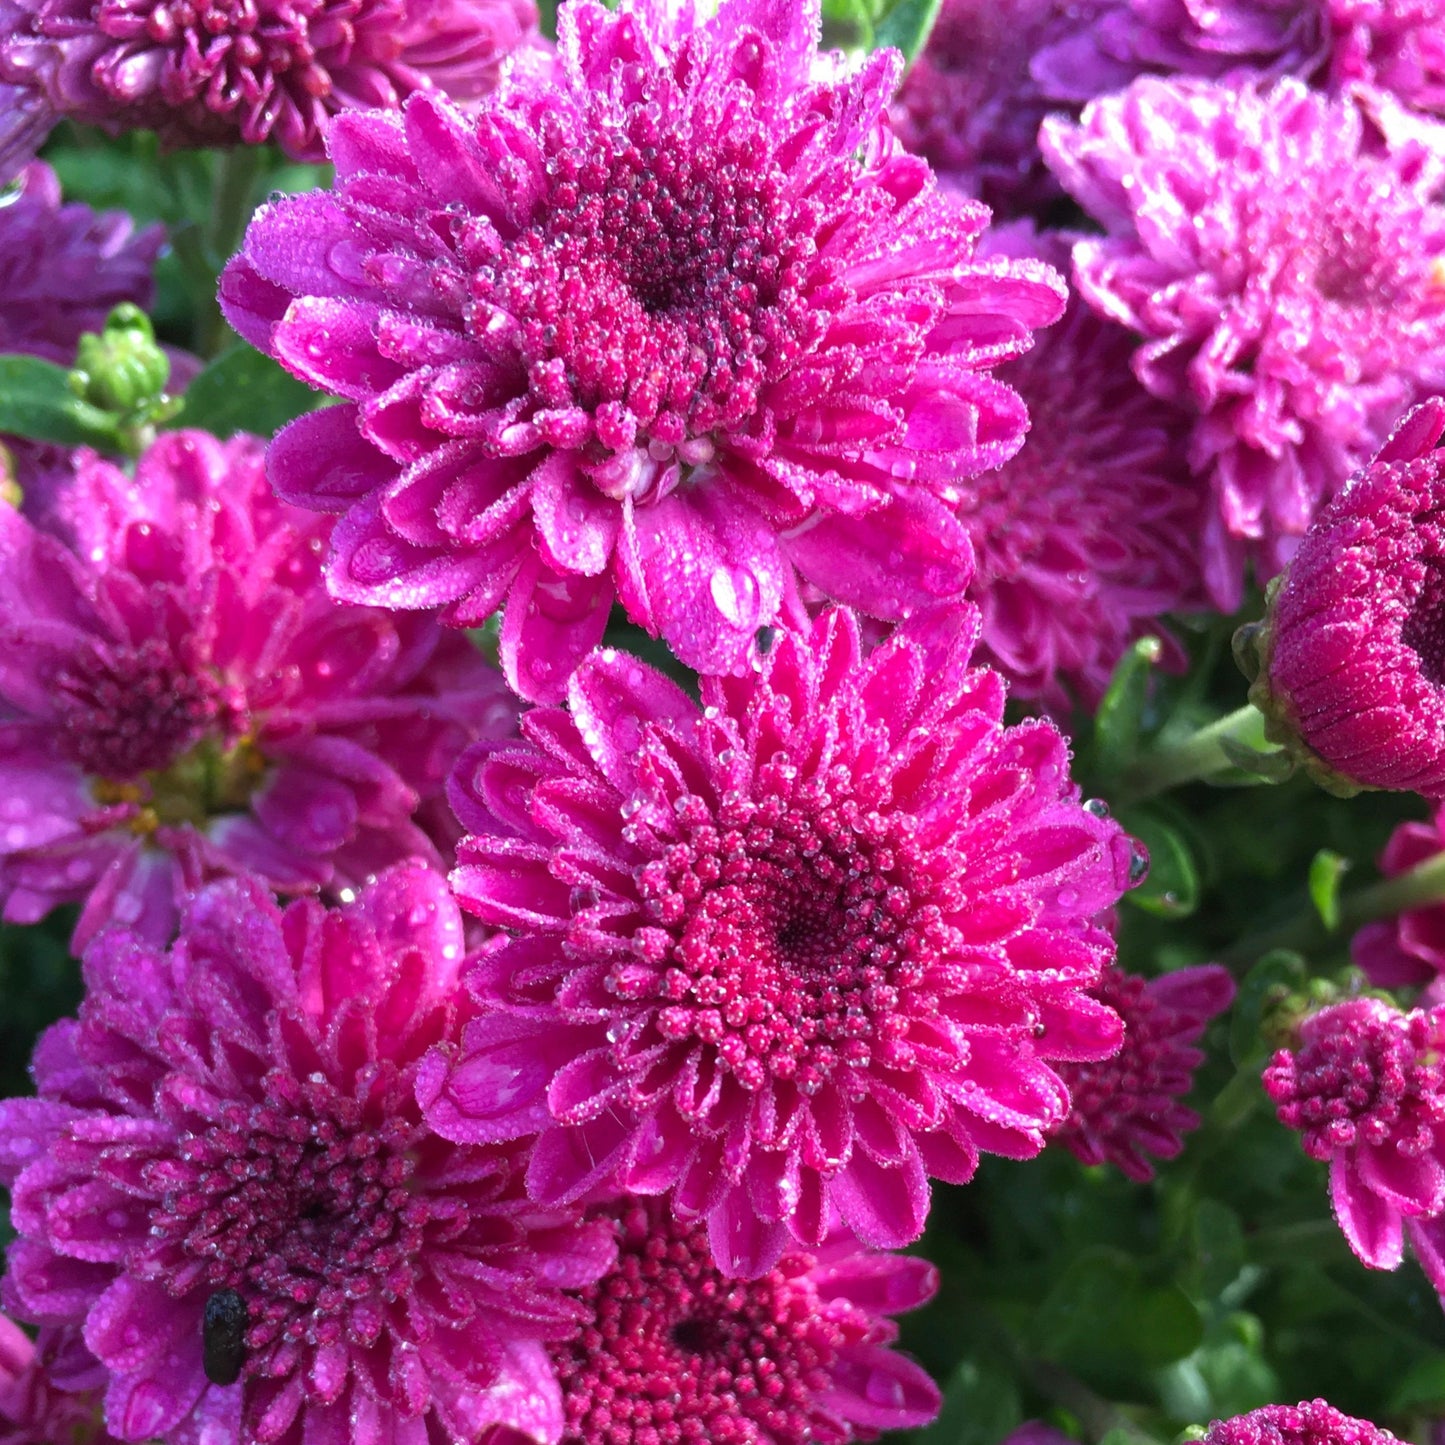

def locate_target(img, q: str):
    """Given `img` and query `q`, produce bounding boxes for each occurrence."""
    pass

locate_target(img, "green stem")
[193,147,265,357]
[1223,850,1445,967]
[1111,705,1268,805]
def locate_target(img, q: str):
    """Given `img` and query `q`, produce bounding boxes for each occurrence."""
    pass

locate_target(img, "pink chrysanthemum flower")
[0,429,516,949]
[1353,809,1445,997]
[1041,76,1445,608]
[1,1320,116,1445]
[1263,996,1445,1281]
[887,0,1081,215]
[0,0,539,163]
[1054,963,1235,1182]
[1205,1402,1400,1445]
[0,162,162,366]
[219,0,1066,702]
[962,226,1201,709]
[1237,400,1445,801]
[481,1198,940,1445]
[0,866,616,1445]
[419,606,1134,1277]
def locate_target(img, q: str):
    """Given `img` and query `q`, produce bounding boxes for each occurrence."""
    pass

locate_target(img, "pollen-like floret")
[1042,76,1445,607]
[220,0,1065,701]
[419,606,1135,1277]
[0,0,539,162]
[0,866,615,1445]
[1205,1402,1402,1445]
[0,429,516,949]
[1054,964,1235,1181]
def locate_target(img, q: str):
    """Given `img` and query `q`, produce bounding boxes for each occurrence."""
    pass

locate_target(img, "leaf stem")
[1110,705,1269,806]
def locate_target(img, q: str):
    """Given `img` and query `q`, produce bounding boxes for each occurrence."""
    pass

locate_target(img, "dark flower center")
[141,1063,447,1380]
[616,763,937,1095]
[471,83,827,470]
[556,1210,849,1445]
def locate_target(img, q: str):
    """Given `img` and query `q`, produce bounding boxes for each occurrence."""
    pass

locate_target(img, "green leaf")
[1187,1200,1247,1301]
[0,354,122,449]
[1228,950,1306,1067]
[1091,636,1164,781]
[1118,807,1200,919]
[821,0,874,49]
[172,346,323,439]
[1307,849,1349,931]
[873,0,945,60]
[908,1359,1021,1445]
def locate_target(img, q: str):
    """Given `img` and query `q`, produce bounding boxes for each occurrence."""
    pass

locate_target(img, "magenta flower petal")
[1042,76,1445,607]
[0,866,614,1445]
[1204,1402,1403,1445]
[0,0,540,162]
[0,431,517,947]
[0,1318,118,1445]
[221,0,1065,700]
[430,606,1133,1272]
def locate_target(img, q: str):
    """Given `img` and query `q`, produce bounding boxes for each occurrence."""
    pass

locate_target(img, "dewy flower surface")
[1204,1402,1402,1445]
[0,162,162,366]
[1241,399,1445,800]
[1263,997,1445,1279]
[220,0,1066,701]
[420,606,1133,1277]
[1041,76,1445,608]
[505,1198,940,1445]
[1054,963,1235,1182]
[0,866,616,1445]
[0,429,517,949]
[0,0,539,162]
[961,226,1201,708]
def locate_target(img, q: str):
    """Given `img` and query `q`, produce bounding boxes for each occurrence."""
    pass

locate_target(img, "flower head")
[0,429,516,949]
[0,865,615,1445]
[1205,1403,1401,1445]
[420,606,1133,1277]
[961,226,1201,708]
[0,0,539,162]
[0,1320,116,1445]
[1237,399,1445,800]
[220,0,1065,701]
[487,1198,940,1444]
[1353,809,1445,996]
[1263,997,1445,1275]
[1054,963,1234,1181]
[0,162,162,366]
[888,0,1079,215]
[1041,77,1445,608]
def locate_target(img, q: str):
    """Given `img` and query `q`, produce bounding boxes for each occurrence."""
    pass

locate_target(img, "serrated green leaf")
[873,0,944,60]
[1306,849,1349,931]
[0,354,122,449]
[1118,807,1200,919]
[172,345,323,439]
[1091,636,1164,781]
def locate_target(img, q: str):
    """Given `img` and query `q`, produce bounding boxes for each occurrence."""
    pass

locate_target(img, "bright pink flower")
[0,1319,116,1445]
[482,1198,940,1444]
[962,226,1201,709]
[1041,77,1445,608]
[419,606,1134,1277]
[1054,963,1234,1181]
[219,0,1066,702]
[1263,997,1445,1279]
[1205,1402,1400,1445]
[1239,400,1445,801]
[1353,809,1445,995]
[0,0,538,162]
[0,866,615,1445]
[888,0,1082,215]
[0,162,162,366]
[0,429,516,949]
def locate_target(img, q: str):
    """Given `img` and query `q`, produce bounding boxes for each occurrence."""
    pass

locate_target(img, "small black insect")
[202,1289,248,1387]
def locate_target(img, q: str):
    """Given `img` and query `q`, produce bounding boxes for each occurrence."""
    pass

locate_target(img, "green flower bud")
[69,304,171,418]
